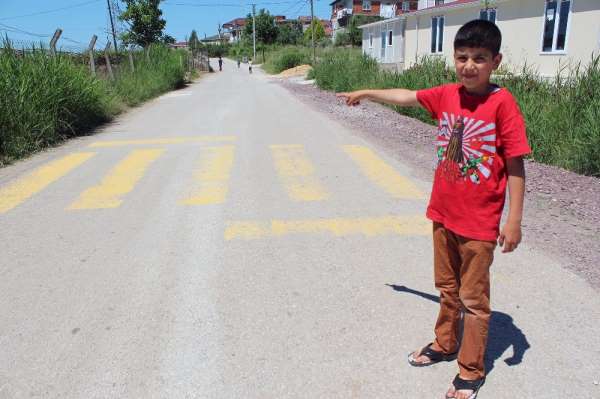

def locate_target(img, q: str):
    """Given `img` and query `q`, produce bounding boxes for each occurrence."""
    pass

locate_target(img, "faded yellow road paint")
[181,146,235,205]
[69,149,163,209]
[270,145,328,201]
[224,215,430,240]
[343,145,425,199]
[0,153,95,214]
[89,136,236,148]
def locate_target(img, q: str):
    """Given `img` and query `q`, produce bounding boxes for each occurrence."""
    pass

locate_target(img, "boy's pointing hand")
[337,91,363,106]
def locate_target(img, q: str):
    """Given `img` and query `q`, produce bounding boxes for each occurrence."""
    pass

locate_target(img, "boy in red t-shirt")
[338,20,530,399]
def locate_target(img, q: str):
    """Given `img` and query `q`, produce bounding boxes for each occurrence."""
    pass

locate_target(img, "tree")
[348,15,381,46]
[276,21,303,45]
[119,0,167,47]
[162,34,176,44]
[243,9,278,45]
[189,30,201,53]
[303,20,325,45]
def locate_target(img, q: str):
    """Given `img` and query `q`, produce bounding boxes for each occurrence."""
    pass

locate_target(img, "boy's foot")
[407,343,457,366]
[445,375,485,399]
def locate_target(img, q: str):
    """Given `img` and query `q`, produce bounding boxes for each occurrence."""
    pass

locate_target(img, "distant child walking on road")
[218,56,223,72]
[338,20,530,399]
[248,58,253,74]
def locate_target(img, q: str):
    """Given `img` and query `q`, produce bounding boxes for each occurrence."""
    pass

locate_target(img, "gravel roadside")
[277,78,600,291]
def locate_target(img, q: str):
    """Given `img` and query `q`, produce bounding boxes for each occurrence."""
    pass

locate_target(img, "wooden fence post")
[104,42,114,80]
[88,35,97,76]
[49,28,62,56]
[128,51,135,73]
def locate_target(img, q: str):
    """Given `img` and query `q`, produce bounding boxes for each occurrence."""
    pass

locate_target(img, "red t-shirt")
[417,83,531,241]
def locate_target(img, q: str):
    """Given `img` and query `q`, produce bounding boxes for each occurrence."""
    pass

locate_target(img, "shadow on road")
[386,284,530,375]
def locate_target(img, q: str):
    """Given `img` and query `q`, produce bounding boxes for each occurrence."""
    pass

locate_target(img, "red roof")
[223,17,246,28]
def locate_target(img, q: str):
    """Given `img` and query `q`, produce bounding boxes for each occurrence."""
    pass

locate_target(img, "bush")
[0,42,112,161]
[311,48,379,92]
[0,39,188,164]
[262,46,311,74]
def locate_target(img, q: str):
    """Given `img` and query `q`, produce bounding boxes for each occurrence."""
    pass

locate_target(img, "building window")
[362,0,371,11]
[402,1,410,12]
[480,8,497,23]
[388,30,393,46]
[435,0,445,5]
[542,0,571,52]
[431,16,444,53]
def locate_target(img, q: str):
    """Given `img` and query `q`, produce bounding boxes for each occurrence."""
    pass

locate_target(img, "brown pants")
[432,222,496,380]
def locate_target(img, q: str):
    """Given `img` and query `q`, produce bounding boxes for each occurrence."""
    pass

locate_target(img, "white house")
[360,0,600,77]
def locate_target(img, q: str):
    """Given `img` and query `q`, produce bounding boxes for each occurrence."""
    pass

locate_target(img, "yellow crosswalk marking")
[181,145,235,205]
[0,153,96,214]
[225,215,430,240]
[89,136,236,148]
[68,149,164,209]
[343,145,425,199]
[270,145,329,201]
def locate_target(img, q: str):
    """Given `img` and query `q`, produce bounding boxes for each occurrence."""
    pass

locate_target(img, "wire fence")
[0,29,210,76]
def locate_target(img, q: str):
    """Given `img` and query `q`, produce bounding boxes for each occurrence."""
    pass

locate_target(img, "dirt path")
[277,78,600,291]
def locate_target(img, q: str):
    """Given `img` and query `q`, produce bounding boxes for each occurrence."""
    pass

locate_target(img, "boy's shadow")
[387,284,530,375]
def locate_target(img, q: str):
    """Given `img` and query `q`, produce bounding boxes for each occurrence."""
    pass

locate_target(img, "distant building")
[169,41,189,49]
[297,16,334,37]
[201,33,231,45]
[330,0,418,39]
[223,18,247,43]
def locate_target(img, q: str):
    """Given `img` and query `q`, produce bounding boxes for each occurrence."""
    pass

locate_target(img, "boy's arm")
[499,156,525,253]
[336,89,421,108]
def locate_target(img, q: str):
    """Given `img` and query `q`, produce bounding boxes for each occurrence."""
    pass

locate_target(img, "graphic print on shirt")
[435,112,496,185]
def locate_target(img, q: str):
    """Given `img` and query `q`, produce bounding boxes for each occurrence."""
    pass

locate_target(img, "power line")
[163,0,297,7]
[286,0,309,18]
[0,22,52,38]
[279,0,307,16]
[0,0,102,21]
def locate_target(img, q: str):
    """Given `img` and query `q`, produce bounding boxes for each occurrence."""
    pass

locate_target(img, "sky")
[0,0,332,51]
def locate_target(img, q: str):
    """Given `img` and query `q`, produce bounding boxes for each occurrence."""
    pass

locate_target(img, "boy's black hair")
[454,20,502,56]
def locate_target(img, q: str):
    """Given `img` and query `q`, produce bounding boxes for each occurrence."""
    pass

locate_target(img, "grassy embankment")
[309,48,600,177]
[0,41,190,165]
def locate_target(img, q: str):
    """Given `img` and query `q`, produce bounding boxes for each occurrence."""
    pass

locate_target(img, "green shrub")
[0,42,112,161]
[0,39,188,164]
[263,46,311,74]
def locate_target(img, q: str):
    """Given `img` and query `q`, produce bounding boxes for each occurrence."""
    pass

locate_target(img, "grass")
[310,49,600,176]
[0,40,189,165]
[261,46,312,74]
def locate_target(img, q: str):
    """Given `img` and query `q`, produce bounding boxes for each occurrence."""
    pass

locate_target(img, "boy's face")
[453,47,502,94]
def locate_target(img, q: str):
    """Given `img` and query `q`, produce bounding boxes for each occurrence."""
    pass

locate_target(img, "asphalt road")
[1,59,599,398]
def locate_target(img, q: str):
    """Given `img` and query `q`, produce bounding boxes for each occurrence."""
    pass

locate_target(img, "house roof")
[201,33,230,42]
[222,17,247,28]
[358,0,504,28]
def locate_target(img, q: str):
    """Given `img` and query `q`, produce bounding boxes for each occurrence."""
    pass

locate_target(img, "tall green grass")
[0,40,189,165]
[262,46,312,74]
[112,45,187,106]
[311,49,600,176]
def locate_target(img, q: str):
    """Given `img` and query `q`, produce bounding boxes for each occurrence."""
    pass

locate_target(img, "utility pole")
[310,0,315,63]
[106,0,118,51]
[252,4,256,61]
